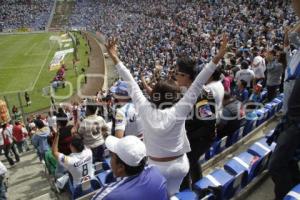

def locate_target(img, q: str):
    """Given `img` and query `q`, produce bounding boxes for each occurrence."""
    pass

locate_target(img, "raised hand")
[212,33,228,64]
[105,37,120,65]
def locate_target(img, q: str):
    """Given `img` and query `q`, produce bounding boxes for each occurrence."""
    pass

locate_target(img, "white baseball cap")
[105,135,146,167]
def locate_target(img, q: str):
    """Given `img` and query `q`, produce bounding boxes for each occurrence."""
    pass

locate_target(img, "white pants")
[283,80,295,114]
[149,154,189,196]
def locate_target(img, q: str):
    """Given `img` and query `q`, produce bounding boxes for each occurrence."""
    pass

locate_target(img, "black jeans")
[180,136,213,190]
[91,145,104,163]
[3,144,19,166]
[267,85,279,102]
[268,120,300,200]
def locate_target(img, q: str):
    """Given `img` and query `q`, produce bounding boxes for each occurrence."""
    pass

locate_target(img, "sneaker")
[53,181,62,194]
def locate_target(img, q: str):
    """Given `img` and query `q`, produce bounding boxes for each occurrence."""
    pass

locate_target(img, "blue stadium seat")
[278,93,284,99]
[265,103,276,117]
[243,119,257,136]
[247,137,276,157]
[261,90,268,101]
[205,136,228,160]
[174,189,198,200]
[94,161,110,175]
[227,126,245,147]
[223,158,248,189]
[272,98,282,112]
[256,108,269,126]
[72,179,102,200]
[247,138,276,172]
[223,152,263,183]
[194,169,234,200]
[283,184,300,200]
[96,170,115,185]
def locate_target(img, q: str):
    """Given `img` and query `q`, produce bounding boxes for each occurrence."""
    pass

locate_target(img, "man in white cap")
[110,81,143,138]
[92,135,168,200]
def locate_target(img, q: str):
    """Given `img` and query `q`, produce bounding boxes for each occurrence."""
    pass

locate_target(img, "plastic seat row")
[202,93,283,163]
[175,135,277,200]
[284,184,300,200]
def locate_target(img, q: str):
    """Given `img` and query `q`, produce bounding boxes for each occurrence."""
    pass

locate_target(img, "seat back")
[220,136,228,151]
[174,189,198,200]
[94,162,104,174]
[73,179,101,200]
[232,172,244,194]
[283,184,300,200]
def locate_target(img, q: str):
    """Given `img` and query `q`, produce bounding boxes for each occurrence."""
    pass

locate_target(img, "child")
[236,79,249,103]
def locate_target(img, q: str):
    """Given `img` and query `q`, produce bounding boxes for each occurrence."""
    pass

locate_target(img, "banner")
[49,48,74,71]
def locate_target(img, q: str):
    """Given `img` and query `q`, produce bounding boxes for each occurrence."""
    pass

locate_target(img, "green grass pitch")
[0,32,89,114]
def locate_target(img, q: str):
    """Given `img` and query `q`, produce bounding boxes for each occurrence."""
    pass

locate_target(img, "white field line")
[29,46,54,91]
[24,43,38,56]
[0,47,53,95]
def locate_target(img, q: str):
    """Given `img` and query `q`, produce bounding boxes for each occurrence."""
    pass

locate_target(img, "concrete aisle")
[1,147,56,200]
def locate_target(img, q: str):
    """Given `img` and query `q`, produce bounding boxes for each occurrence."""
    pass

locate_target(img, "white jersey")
[58,148,95,186]
[115,103,143,137]
[235,69,255,87]
[252,55,266,79]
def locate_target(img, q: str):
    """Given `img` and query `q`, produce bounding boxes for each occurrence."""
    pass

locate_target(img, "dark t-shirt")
[287,78,300,122]
[57,125,73,155]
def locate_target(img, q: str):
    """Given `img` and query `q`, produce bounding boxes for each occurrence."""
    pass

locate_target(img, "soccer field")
[0,32,89,114]
[0,33,55,93]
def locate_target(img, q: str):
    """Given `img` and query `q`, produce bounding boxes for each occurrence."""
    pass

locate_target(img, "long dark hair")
[150,79,181,110]
[278,51,287,68]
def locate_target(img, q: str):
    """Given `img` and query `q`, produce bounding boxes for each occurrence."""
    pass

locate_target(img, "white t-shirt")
[58,148,95,186]
[115,103,143,137]
[206,81,225,112]
[252,55,266,79]
[1,125,13,145]
[0,161,7,176]
[235,69,255,87]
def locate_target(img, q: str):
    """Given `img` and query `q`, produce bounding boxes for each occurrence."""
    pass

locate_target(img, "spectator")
[110,81,143,138]
[268,1,300,199]
[0,122,20,166]
[206,68,225,114]
[52,135,95,188]
[252,48,266,85]
[32,119,50,162]
[235,61,255,89]
[266,49,284,101]
[222,70,233,93]
[175,57,216,190]
[24,92,31,106]
[105,35,227,195]
[217,92,245,139]
[236,79,249,103]
[92,135,168,200]
[78,100,108,163]
[54,112,73,178]
[12,121,26,153]
[0,161,7,199]
[249,83,263,103]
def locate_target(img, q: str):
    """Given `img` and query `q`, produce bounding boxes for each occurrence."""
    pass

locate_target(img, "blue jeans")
[0,176,7,200]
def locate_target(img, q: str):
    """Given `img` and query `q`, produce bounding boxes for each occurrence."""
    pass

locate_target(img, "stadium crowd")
[0,0,54,31]
[0,0,300,199]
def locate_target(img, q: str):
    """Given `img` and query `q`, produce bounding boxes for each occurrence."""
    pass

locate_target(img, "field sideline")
[0,32,89,113]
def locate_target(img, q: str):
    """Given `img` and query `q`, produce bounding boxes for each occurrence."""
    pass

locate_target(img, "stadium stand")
[0,0,54,31]
[1,0,300,199]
